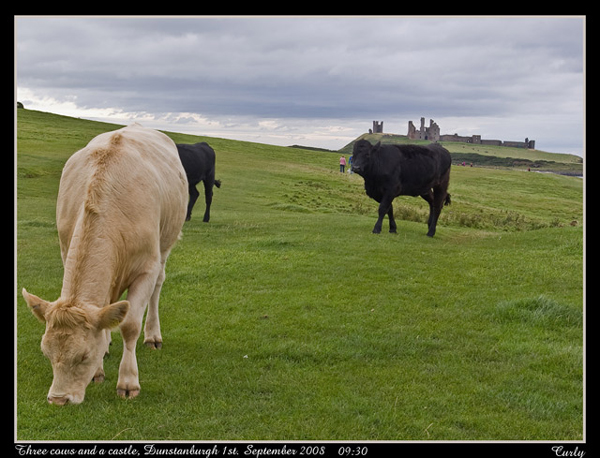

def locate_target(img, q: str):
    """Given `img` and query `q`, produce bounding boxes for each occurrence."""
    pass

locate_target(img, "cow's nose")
[48,395,69,406]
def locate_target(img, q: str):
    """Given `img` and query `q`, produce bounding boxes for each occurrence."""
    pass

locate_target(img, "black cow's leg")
[421,192,435,233]
[202,179,214,223]
[427,188,447,237]
[427,170,451,237]
[387,203,397,233]
[187,184,200,221]
[373,196,393,234]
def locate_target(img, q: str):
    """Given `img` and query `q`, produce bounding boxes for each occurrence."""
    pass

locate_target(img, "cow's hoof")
[144,338,163,349]
[117,388,140,399]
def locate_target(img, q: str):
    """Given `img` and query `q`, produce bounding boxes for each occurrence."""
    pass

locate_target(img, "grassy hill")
[16,109,583,441]
[339,132,583,175]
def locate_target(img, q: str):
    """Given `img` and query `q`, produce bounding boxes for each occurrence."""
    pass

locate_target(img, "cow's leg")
[144,261,166,349]
[92,329,111,383]
[186,184,200,221]
[373,196,393,234]
[427,170,451,237]
[387,203,397,233]
[427,187,448,238]
[421,191,435,230]
[202,179,214,223]
[117,266,160,399]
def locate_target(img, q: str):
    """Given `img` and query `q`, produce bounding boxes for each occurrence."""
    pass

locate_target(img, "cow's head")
[351,140,380,175]
[22,289,129,405]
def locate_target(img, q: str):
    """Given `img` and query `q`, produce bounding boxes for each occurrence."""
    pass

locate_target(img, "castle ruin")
[405,117,535,149]
[369,118,535,149]
[407,117,440,141]
[371,121,384,134]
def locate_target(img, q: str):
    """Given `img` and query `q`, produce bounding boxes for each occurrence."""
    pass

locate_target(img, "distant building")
[407,117,535,149]
[407,117,440,141]
[367,118,535,149]
[372,121,384,134]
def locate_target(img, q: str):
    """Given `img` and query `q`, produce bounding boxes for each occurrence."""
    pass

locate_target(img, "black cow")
[176,142,221,222]
[351,139,451,237]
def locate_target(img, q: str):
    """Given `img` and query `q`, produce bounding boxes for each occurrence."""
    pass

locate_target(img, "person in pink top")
[339,155,347,173]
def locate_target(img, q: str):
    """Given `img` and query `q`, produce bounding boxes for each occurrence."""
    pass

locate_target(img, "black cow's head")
[351,140,379,175]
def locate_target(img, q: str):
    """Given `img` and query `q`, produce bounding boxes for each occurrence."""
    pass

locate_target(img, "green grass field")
[16,109,584,441]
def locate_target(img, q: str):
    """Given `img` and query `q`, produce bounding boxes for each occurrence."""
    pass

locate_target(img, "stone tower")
[407,117,440,141]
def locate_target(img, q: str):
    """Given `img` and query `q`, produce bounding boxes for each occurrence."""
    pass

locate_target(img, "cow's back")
[424,143,452,172]
[374,144,451,197]
[57,124,188,268]
[177,142,216,183]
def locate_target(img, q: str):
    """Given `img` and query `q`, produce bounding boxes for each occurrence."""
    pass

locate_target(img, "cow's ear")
[22,288,50,323]
[373,141,382,152]
[96,300,129,330]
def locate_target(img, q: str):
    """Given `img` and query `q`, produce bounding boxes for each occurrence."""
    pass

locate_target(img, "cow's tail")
[215,179,222,188]
[444,193,451,206]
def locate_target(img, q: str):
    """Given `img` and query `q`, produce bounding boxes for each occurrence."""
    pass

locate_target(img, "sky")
[15,16,585,156]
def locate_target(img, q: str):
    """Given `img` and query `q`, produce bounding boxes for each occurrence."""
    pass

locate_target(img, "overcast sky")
[16,16,585,155]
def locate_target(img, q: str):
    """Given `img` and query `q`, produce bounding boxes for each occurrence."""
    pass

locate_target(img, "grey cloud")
[16,16,584,153]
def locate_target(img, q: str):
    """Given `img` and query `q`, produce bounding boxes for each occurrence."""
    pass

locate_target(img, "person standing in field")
[340,155,346,173]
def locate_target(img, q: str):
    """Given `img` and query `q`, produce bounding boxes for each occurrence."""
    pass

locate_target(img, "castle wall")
[408,118,439,141]
[481,139,503,146]
[439,134,471,143]
[407,121,417,139]
[502,141,527,148]
[406,117,534,149]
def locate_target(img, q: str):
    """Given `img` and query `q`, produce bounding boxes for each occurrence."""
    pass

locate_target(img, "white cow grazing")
[22,123,188,405]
